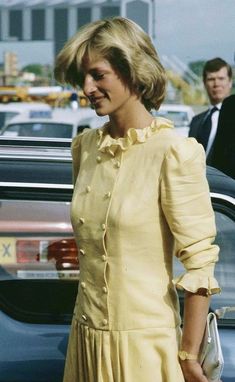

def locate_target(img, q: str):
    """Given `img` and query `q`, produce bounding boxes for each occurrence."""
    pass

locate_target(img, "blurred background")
[0,0,234,108]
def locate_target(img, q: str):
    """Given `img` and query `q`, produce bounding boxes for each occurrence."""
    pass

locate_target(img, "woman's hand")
[180,360,208,382]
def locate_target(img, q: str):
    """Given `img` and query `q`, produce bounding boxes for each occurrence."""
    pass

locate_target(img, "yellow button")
[82,314,87,321]
[79,217,85,224]
[105,192,111,198]
[86,186,91,193]
[101,255,106,261]
[101,223,106,230]
[102,286,108,293]
[81,282,86,289]
[96,156,102,163]
[102,318,108,325]
[80,249,85,256]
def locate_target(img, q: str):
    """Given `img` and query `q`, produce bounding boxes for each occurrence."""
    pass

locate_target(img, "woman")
[54,17,220,382]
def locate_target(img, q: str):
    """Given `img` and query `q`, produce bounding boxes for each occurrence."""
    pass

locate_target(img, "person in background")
[189,58,233,165]
[54,17,220,382]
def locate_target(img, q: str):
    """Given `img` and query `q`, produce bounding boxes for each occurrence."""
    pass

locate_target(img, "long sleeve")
[160,137,220,295]
[71,133,83,185]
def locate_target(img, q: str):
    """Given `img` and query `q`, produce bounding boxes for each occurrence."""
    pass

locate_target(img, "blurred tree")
[22,64,44,76]
[21,64,53,85]
[166,70,207,105]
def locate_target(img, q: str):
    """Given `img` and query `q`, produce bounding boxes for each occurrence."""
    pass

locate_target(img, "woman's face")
[80,55,135,117]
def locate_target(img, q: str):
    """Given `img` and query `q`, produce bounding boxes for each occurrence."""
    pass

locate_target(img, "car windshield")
[156,110,189,127]
[2,122,73,138]
[0,111,19,130]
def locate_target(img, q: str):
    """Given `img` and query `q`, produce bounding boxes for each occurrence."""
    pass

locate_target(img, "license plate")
[0,237,16,264]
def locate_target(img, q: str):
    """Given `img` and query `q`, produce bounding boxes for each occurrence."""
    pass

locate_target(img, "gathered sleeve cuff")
[173,266,220,296]
[160,138,221,295]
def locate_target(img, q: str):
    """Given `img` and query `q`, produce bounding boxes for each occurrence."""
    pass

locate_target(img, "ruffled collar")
[96,117,173,156]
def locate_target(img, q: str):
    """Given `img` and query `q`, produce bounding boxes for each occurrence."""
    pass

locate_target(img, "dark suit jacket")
[211,95,235,179]
[189,109,209,141]
[188,108,215,163]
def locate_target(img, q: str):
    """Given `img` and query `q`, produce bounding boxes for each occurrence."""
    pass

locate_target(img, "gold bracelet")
[178,350,198,361]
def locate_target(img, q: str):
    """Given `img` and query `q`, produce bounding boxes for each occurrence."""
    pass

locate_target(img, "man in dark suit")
[189,58,233,165]
[211,94,235,179]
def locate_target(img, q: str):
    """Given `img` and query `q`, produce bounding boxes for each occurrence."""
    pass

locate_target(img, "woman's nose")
[83,75,97,96]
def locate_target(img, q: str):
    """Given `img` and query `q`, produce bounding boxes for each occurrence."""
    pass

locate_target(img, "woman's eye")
[94,73,104,81]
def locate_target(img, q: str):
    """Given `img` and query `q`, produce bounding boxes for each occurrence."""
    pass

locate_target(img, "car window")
[2,123,73,138]
[211,210,235,318]
[156,111,189,126]
[74,115,109,136]
[174,202,235,322]
[0,112,19,130]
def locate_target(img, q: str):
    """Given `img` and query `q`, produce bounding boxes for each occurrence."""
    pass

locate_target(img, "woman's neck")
[108,103,154,138]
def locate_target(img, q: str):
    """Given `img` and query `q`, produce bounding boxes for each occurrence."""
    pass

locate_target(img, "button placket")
[94,150,122,330]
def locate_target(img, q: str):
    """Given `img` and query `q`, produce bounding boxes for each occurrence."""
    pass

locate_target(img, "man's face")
[204,66,232,105]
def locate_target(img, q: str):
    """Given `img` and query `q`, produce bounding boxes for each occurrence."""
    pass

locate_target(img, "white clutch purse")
[199,312,224,381]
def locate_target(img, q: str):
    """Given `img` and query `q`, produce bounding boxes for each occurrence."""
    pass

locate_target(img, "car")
[0,137,77,382]
[174,167,235,381]
[0,107,108,139]
[0,102,52,132]
[151,103,195,136]
[0,137,234,382]
[0,137,77,279]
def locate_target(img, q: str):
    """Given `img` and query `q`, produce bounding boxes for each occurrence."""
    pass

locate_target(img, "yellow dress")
[64,118,220,382]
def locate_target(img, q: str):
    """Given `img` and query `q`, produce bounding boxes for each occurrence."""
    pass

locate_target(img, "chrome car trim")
[0,137,72,146]
[210,192,235,205]
[0,181,73,189]
[0,154,72,161]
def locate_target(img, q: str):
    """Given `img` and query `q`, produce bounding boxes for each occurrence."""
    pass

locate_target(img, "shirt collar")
[210,102,222,111]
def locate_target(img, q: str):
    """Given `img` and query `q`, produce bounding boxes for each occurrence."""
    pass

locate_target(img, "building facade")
[0,0,155,56]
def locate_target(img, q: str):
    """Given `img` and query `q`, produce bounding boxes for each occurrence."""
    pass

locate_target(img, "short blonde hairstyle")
[54,17,166,110]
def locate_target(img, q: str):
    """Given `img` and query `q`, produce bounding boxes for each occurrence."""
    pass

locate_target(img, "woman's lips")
[90,96,105,105]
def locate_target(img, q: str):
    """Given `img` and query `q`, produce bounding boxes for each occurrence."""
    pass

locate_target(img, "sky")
[0,0,234,69]
[154,0,235,65]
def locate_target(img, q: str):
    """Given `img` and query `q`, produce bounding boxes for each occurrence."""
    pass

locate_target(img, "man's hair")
[203,57,233,81]
[54,17,166,111]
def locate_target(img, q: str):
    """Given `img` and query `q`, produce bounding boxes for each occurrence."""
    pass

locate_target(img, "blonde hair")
[54,17,166,110]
